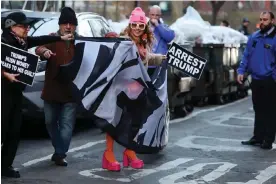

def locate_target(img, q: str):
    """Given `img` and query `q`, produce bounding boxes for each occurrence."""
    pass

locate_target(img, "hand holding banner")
[166,42,207,80]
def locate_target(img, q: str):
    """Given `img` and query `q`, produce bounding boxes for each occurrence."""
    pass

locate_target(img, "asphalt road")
[2,96,276,184]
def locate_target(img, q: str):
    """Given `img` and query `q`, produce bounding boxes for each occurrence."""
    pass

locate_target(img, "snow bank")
[170,6,248,44]
[107,6,248,44]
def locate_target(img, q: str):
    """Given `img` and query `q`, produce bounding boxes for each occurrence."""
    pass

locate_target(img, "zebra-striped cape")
[58,37,169,154]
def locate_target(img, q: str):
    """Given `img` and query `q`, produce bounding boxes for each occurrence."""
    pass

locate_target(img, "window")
[88,18,111,37]
[30,19,59,36]
[100,18,114,33]
[78,20,93,37]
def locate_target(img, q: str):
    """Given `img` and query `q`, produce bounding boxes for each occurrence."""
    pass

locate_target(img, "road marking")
[227,164,276,184]
[159,162,236,184]
[204,113,253,128]
[175,136,265,152]
[22,140,105,167]
[233,117,254,121]
[21,97,249,167]
[79,158,193,182]
[170,97,249,124]
[21,97,250,168]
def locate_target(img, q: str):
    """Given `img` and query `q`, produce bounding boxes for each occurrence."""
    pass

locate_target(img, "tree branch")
[210,1,226,25]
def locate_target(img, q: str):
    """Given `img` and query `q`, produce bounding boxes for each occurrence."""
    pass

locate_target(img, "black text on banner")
[166,42,207,80]
[1,43,39,86]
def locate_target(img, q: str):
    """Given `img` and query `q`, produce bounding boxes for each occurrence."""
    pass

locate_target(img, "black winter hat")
[4,11,32,28]
[58,7,78,26]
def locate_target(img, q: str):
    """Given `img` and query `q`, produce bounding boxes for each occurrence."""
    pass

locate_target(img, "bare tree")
[210,1,225,25]
[115,1,119,21]
[103,1,107,18]
[61,1,65,9]
[171,1,183,22]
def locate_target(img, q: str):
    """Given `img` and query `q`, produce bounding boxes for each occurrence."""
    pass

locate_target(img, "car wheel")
[185,104,194,113]
[216,95,225,105]
[174,105,187,118]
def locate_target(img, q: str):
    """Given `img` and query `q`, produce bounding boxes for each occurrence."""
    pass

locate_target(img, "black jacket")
[239,25,250,36]
[1,31,62,92]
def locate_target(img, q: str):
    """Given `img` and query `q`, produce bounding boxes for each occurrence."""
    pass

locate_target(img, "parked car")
[1,10,114,121]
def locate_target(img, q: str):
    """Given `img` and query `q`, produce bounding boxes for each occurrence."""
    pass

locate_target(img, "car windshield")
[28,18,59,36]
[27,18,59,66]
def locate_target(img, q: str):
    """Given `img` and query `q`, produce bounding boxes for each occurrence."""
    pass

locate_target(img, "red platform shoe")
[102,151,121,172]
[123,149,144,169]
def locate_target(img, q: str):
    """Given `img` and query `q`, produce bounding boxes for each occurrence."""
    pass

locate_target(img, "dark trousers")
[1,87,23,169]
[44,101,77,159]
[251,78,276,144]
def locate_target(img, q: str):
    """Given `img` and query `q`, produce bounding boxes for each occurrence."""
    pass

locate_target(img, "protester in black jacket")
[1,11,73,178]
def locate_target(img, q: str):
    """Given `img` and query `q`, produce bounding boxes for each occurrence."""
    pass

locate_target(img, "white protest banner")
[1,43,39,86]
[166,42,207,80]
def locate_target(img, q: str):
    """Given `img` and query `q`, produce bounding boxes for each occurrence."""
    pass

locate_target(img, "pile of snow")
[170,6,248,44]
[107,6,248,44]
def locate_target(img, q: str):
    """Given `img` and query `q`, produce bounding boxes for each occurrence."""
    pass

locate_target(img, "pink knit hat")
[129,7,147,24]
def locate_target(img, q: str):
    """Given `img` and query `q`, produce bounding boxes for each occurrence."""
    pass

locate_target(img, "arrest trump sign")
[166,42,207,80]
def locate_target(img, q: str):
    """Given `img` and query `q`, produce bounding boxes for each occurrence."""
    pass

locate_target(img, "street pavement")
[2,96,276,184]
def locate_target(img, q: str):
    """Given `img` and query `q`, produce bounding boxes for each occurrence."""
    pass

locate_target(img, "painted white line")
[67,140,105,153]
[227,164,276,184]
[22,140,105,167]
[233,117,254,121]
[79,158,193,182]
[204,113,254,128]
[170,97,249,124]
[175,136,276,152]
[130,158,193,180]
[159,162,236,184]
[202,162,237,182]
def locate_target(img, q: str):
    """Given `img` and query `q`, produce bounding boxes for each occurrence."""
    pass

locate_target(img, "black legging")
[1,82,23,169]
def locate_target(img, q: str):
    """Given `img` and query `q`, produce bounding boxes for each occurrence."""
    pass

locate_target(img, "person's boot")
[241,137,262,146]
[102,134,120,171]
[1,166,20,178]
[51,154,68,166]
[260,141,273,150]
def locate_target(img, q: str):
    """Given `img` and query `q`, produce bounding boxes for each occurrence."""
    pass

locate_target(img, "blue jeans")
[44,101,77,159]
